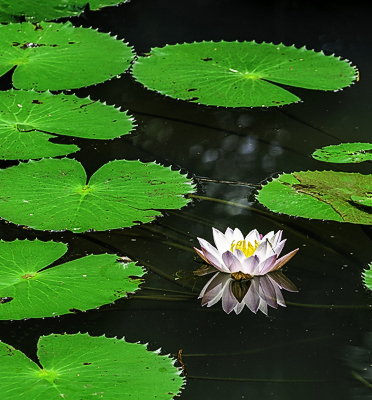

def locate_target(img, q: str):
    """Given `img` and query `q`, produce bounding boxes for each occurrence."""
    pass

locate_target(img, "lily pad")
[0,158,195,232]
[132,40,358,107]
[0,89,135,160]
[0,1,128,22]
[89,0,128,10]
[0,21,134,91]
[0,333,184,399]
[363,264,372,291]
[0,239,145,320]
[312,143,372,163]
[256,171,372,224]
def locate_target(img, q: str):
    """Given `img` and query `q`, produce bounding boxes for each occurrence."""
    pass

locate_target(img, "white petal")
[261,230,275,243]
[245,229,261,243]
[212,227,231,254]
[232,228,244,242]
[270,230,283,247]
[224,227,235,241]
[254,240,270,260]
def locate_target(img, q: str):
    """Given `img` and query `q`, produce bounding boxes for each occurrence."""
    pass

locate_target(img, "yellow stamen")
[230,239,259,258]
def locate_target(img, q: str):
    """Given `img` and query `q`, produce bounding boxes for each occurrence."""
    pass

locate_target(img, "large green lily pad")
[0,1,128,22]
[132,41,358,107]
[312,142,372,164]
[256,171,372,224]
[0,89,135,160]
[0,333,184,399]
[0,158,195,232]
[0,21,134,91]
[0,239,145,320]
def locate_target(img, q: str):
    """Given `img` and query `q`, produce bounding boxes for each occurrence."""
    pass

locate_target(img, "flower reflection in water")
[197,270,298,315]
[194,227,299,314]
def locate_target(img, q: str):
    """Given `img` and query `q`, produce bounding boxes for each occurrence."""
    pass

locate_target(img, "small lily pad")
[0,158,195,232]
[0,333,184,399]
[256,170,372,224]
[0,89,135,160]
[0,239,145,320]
[0,21,134,91]
[363,264,372,291]
[132,40,358,107]
[312,143,372,163]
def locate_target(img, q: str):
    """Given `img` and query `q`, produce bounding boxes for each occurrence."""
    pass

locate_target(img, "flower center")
[230,240,259,258]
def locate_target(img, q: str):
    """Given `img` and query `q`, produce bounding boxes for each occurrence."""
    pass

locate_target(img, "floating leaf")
[0,239,145,320]
[256,171,372,224]
[0,1,128,22]
[132,41,358,107]
[0,333,184,399]
[89,0,129,10]
[0,158,195,232]
[312,143,372,164]
[0,0,86,22]
[0,89,135,160]
[363,264,372,291]
[0,21,134,91]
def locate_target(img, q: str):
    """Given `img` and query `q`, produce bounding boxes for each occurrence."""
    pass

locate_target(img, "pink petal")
[272,239,286,257]
[258,300,268,315]
[232,248,246,263]
[258,276,278,309]
[271,248,299,271]
[221,280,238,314]
[243,280,260,313]
[200,272,229,306]
[268,271,298,292]
[222,251,243,273]
[254,240,270,260]
[197,238,228,272]
[269,230,283,247]
[241,255,259,275]
[269,277,286,307]
[234,301,246,315]
[257,254,278,275]
[194,247,210,264]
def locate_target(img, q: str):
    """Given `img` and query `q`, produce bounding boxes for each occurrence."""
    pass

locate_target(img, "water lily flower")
[194,227,299,280]
[199,270,298,315]
[194,227,299,314]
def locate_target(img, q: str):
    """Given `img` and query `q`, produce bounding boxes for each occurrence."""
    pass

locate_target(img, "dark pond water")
[2,0,372,398]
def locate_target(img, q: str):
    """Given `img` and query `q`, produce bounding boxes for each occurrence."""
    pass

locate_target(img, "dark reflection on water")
[1,0,372,399]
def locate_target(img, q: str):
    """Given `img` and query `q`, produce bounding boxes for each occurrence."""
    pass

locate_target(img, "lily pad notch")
[0,239,146,320]
[0,158,196,232]
[0,333,184,399]
[0,89,136,160]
